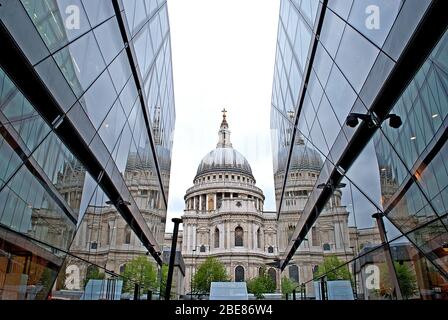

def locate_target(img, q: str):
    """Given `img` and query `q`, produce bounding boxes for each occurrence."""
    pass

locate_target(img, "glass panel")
[108,50,132,94]
[81,0,115,27]
[30,131,87,215]
[53,31,106,98]
[21,0,90,53]
[390,236,448,300]
[58,187,165,300]
[98,99,127,153]
[0,74,51,153]
[0,136,22,190]
[93,17,124,65]
[407,218,448,274]
[0,226,66,299]
[335,24,380,93]
[348,0,402,48]
[0,165,76,250]
[78,71,117,129]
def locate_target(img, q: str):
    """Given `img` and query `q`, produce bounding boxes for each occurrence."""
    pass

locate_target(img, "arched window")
[124,225,131,244]
[257,228,261,249]
[323,243,331,251]
[208,195,214,210]
[259,267,264,276]
[268,268,276,287]
[119,264,126,274]
[214,228,220,248]
[235,266,245,282]
[313,265,319,274]
[200,244,206,252]
[311,227,319,246]
[289,265,299,283]
[268,246,274,253]
[235,226,243,247]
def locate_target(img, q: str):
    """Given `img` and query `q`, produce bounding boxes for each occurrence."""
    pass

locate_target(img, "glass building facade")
[0,0,175,299]
[271,0,448,299]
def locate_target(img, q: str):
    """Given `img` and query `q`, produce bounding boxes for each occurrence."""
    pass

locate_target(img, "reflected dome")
[278,135,323,172]
[290,138,323,171]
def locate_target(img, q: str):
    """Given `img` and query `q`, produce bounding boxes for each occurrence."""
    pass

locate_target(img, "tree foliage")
[193,257,229,294]
[281,276,298,297]
[395,262,418,299]
[378,262,418,299]
[247,268,276,299]
[83,265,105,288]
[122,255,157,293]
[158,265,170,299]
[314,255,352,281]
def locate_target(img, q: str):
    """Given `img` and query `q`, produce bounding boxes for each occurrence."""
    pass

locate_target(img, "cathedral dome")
[195,110,254,180]
[278,135,323,173]
[290,137,323,171]
[196,147,253,178]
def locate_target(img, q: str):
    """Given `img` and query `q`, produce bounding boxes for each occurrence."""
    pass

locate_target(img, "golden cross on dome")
[221,108,227,118]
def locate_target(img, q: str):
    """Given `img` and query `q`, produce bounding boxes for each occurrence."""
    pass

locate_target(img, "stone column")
[335,222,342,249]
[220,225,223,249]
[186,224,191,252]
[248,222,252,249]
[227,222,231,249]
[199,195,202,211]
[193,225,197,249]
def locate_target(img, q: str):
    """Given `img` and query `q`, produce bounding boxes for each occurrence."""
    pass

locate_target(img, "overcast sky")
[165,0,280,231]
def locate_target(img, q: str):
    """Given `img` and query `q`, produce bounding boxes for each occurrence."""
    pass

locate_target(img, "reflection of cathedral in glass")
[65,108,170,288]
[1,0,175,299]
[274,113,380,295]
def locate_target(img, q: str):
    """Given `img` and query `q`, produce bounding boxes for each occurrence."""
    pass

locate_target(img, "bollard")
[134,283,139,301]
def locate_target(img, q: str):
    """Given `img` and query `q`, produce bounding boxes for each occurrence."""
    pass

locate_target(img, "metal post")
[191,248,196,300]
[300,284,304,300]
[320,277,326,300]
[353,260,358,299]
[147,290,152,300]
[165,218,182,300]
[134,283,139,301]
[303,283,307,300]
[292,289,296,300]
[285,293,289,300]
[350,245,358,299]
[372,212,403,300]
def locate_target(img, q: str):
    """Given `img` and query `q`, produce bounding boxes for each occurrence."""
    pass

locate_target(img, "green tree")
[122,255,157,293]
[378,262,418,299]
[83,265,105,288]
[158,265,170,299]
[314,255,352,281]
[193,257,229,294]
[247,268,276,299]
[395,263,418,299]
[281,276,298,298]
